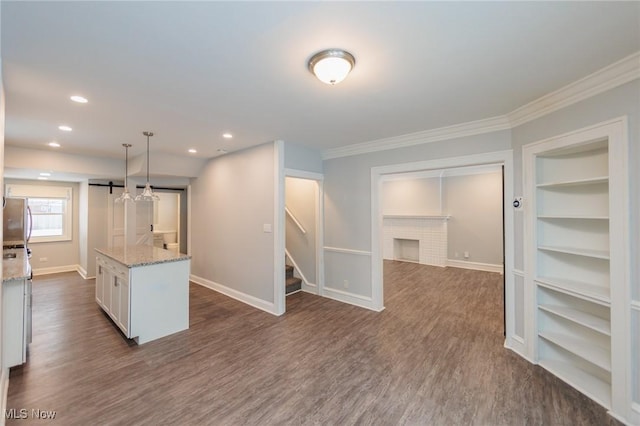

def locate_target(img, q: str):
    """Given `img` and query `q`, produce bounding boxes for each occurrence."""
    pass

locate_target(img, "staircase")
[285,265,302,295]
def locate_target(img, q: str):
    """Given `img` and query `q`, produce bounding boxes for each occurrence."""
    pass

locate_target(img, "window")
[5,184,73,243]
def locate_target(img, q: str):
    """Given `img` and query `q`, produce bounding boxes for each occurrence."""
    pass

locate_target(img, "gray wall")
[284,141,323,174]
[285,177,317,284]
[190,142,276,303]
[5,179,80,272]
[382,177,441,215]
[443,171,503,265]
[323,130,512,298]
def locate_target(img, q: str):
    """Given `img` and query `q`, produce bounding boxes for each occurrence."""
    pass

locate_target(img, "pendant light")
[135,131,160,202]
[115,143,135,203]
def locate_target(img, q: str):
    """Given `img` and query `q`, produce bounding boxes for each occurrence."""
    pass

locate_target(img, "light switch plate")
[263,224,272,233]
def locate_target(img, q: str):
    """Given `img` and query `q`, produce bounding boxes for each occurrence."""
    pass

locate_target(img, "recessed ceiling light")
[188,149,197,154]
[58,125,72,131]
[37,177,48,181]
[48,142,61,148]
[222,133,233,139]
[40,172,51,177]
[70,95,88,103]
[217,149,228,155]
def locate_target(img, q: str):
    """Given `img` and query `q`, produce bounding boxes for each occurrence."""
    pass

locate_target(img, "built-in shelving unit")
[534,140,614,409]
[524,118,634,424]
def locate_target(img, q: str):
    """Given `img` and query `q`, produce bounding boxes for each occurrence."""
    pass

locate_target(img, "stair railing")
[285,206,306,234]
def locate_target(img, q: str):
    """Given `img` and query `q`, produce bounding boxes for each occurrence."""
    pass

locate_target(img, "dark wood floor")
[6,261,615,425]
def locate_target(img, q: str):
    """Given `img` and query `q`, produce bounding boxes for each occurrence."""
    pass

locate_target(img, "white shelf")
[536,176,608,188]
[538,305,610,336]
[536,277,609,305]
[538,359,611,409]
[537,215,609,220]
[538,245,609,260]
[539,331,611,372]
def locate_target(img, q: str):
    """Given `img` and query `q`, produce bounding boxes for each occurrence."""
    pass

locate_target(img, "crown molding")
[322,115,511,160]
[322,50,640,160]
[508,51,640,128]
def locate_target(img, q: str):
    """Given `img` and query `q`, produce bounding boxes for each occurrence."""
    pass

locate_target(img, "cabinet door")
[103,267,112,314]
[118,277,130,337]
[95,259,104,306]
[111,274,121,322]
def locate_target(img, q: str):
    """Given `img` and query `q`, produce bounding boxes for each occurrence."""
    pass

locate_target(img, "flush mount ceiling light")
[115,144,135,204]
[308,49,355,85]
[58,125,72,131]
[222,133,233,139]
[135,131,160,202]
[188,148,197,154]
[48,141,61,148]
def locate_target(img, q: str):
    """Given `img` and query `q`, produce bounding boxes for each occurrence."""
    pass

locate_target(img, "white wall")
[443,171,503,266]
[190,142,278,308]
[285,177,317,285]
[4,179,80,274]
[381,177,441,216]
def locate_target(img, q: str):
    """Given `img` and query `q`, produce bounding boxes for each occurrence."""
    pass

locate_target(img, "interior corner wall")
[323,130,511,300]
[78,181,89,275]
[190,142,276,305]
[443,171,503,266]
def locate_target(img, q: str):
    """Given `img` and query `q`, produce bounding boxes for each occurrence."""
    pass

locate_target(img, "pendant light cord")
[146,133,150,183]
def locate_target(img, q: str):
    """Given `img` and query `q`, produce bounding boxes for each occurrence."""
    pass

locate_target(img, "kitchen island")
[95,245,190,344]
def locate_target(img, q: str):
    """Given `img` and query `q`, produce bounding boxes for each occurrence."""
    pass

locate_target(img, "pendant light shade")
[115,143,135,203]
[308,49,355,85]
[135,131,160,202]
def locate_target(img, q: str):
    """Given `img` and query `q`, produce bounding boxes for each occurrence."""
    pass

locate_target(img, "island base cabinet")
[95,253,189,344]
[130,260,189,344]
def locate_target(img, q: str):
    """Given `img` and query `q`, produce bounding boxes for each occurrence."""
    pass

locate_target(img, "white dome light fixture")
[308,49,355,85]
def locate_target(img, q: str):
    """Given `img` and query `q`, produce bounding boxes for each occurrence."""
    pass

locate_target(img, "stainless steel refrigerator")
[3,197,32,248]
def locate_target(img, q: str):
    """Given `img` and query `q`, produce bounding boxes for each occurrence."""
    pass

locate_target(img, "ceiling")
[2,1,639,161]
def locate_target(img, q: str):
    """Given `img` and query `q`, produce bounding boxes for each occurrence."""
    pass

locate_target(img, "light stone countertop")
[95,245,191,268]
[2,248,31,283]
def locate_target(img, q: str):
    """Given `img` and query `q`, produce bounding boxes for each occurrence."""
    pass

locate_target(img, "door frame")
[370,150,518,350]
[283,168,325,302]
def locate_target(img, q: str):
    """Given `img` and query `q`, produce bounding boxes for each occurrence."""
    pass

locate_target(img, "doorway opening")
[380,164,505,332]
[370,150,516,347]
[282,170,324,311]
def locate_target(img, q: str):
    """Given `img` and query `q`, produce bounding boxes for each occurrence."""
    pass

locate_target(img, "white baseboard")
[446,259,503,274]
[323,286,384,312]
[504,337,534,364]
[32,264,79,276]
[76,265,92,280]
[189,274,279,316]
[1,367,8,426]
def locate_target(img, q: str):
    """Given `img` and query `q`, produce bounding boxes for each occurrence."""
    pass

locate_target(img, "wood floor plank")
[6,261,618,425]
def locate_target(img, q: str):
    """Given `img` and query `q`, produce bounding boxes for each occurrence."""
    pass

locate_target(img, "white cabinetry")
[2,278,29,368]
[95,247,189,345]
[95,256,130,337]
[523,117,634,424]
